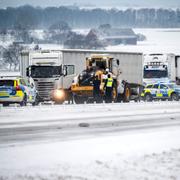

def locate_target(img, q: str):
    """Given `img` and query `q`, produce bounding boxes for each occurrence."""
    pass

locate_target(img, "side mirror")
[30,83,34,88]
[116,59,120,66]
[63,66,68,76]
[26,67,29,77]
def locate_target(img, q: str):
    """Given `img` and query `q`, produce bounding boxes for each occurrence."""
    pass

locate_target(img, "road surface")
[0,101,180,147]
[1,101,180,180]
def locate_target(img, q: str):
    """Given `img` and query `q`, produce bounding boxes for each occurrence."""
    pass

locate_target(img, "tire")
[73,95,87,104]
[20,94,27,106]
[54,100,64,105]
[123,85,131,102]
[87,97,95,104]
[2,102,9,107]
[32,96,40,106]
[134,98,140,102]
[144,93,152,102]
[112,87,117,103]
[171,93,179,101]
[117,94,123,103]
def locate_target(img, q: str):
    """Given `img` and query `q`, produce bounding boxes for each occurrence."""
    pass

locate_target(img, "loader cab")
[86,54,113,72]
[77,55,114,87]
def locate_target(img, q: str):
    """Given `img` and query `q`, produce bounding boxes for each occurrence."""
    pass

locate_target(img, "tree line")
[0,5,180,29]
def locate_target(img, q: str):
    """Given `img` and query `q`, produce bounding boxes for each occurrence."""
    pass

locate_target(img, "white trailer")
[61,49,143,86]
[21,49,143,103]
[62,50,143,103]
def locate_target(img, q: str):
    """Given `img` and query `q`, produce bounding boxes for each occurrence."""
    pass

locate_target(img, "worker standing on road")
[93,75,101,103]
[102,68,110,82]
[104,74,114,103]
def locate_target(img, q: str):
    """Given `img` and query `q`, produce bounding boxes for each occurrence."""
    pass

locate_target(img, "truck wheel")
[123,85,131,102]
[145,93,152,102]
[116,94,123,102]
[74,95,87,104]
[20,94,27,106]
[32,94,40,106]
[112,87,117,102]
[54,100,64,105]
[171,93,179,101]
[2,102,9,107]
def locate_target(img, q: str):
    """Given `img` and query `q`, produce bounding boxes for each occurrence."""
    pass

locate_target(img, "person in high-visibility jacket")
[104,74,114,103]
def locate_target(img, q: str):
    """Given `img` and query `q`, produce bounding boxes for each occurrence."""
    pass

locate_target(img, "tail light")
[16,85,21,91]
[15,80,21,91]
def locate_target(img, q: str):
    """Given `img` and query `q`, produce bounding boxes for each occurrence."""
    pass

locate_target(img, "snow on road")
[0,102,180,180]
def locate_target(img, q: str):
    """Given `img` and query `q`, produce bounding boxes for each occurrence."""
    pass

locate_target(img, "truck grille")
[37,81,54,100]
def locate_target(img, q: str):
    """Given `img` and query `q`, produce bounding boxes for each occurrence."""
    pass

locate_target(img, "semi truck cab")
[143,61,169,84]
[25,51,63,102]
[143,54,176,85]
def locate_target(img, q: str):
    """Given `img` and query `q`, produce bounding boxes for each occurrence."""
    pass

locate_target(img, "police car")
[0,76,39,106]
[141,82,179,101]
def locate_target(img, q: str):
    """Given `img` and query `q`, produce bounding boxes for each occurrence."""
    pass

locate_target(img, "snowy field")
[0,101,180,180]
[106,28,180,55]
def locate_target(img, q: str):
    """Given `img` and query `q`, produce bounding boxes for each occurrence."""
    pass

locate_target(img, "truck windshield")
[144,69,168,79]
[30,66,61,78]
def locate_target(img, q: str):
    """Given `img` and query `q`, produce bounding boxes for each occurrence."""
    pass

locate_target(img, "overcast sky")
[0,0,180,9]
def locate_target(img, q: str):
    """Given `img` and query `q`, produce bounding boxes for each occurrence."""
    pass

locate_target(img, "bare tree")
[3,44,23,71]
[48,21,71,44]
[64,30,104,49]
[49,21,71,32]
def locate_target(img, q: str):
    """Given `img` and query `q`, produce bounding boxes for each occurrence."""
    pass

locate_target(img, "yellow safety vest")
[106,78,113,87]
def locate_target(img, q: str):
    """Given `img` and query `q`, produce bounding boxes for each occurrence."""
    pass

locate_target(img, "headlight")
[53,89,65,100]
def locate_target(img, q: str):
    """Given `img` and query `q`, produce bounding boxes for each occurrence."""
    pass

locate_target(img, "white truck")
[143,53,180,85]
[21,49,144,103]
[176,55,180,85]
[21,50,79,103]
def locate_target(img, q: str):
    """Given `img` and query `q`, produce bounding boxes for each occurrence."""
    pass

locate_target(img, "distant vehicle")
[0,76,39,106]
[143,54,180,85]
[141,82,179,101]
[164,83,180,98]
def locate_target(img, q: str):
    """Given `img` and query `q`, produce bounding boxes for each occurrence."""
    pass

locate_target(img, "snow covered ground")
[106,28,180,55]
[0,102,180,180]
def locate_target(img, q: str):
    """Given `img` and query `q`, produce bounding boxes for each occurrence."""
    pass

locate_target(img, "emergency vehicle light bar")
[147,62,164,66]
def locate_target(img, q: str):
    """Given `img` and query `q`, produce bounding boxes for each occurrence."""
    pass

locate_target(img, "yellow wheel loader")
[71,54,129,104]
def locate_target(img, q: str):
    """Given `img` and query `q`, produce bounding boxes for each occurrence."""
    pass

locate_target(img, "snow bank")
[0,102,180,180]
[0,127,180,180]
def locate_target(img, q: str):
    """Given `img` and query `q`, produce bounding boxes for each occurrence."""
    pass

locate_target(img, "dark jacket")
[93,79,101,93]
